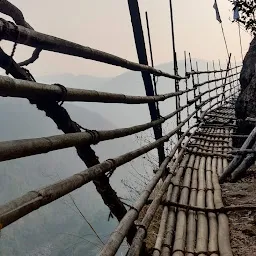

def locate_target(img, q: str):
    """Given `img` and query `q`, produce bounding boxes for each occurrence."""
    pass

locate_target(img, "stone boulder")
[234,37,256,147]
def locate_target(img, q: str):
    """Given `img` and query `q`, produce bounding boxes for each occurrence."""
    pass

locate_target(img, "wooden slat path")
[127,104,236,256]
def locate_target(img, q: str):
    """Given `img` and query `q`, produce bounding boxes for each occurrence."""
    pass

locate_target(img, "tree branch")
[18,48,42,66]
[0,0,41,66]
[0,0,32,29]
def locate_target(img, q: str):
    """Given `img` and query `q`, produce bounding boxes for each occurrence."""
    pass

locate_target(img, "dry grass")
[137,182,165,250]
[138,205,164,250]
[222,165,256,256]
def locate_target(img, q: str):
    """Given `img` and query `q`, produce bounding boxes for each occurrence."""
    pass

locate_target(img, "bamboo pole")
[195,138,208,256]
[183,148,229,158]
[185,142,200,256]
[194,72,239,88]
[186,65,241,75]
[212,150,233,256]
[172,142,203,256]
[0,19,184,80]
[219,125,256,183]
[159,154,190,256]
[205,141,218,256]
[191,136,232,143]
[161,202,256,213]
[217,129,224,177]
[231,139,256,181]
[0,75,193,104]
[204,113,237,121]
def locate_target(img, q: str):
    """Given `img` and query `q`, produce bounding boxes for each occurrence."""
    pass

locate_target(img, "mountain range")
[0,59,237,255]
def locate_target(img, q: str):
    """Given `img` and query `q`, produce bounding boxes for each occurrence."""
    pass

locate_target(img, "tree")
[231,0,256,34]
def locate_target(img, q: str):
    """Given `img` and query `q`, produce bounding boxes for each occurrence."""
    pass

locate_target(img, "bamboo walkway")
[121,103,236,256]
[0,7,246,256]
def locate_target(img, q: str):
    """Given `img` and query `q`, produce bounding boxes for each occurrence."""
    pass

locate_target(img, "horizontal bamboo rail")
[0,19,184,80]
[0,75,193,104]
[187,79,238,105]
[186,65,241,75]
[194,72,239,87]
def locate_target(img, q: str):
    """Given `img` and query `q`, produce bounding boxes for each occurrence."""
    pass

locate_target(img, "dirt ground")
[222,166,256,256]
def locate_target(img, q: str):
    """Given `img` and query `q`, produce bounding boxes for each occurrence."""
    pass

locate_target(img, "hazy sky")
[0,0,252,77]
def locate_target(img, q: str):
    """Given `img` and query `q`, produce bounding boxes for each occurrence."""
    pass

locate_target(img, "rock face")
[234,37,256,147]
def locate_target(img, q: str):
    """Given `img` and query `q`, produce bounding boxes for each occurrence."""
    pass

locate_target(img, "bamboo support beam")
[183,147,229,158]
[231,140,256,181]
[161,200,256,212]
[219,125,256,183]
[192,132,247,139]
[204,113,236,120]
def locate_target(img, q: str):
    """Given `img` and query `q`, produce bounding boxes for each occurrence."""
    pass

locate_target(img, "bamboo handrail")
[0,75,193,104]
[194,72,239,87]
[186,65,241,75]
[0,19,184,80]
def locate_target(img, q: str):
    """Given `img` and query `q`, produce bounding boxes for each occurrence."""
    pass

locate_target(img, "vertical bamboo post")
[128,0,165,165]
[212,60,219,105]
[223,53,232,101]
[207,62,211,108]
[184,51,190,128]
[234,56,240,92]
[145,11,159,114]
[169,0,181,141]
[189,53,198,120]
[196,61,202,106]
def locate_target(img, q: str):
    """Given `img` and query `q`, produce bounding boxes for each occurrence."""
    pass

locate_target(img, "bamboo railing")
[0,13,248,256]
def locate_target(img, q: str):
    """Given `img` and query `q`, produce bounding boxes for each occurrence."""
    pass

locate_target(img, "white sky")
[0,0,252,77]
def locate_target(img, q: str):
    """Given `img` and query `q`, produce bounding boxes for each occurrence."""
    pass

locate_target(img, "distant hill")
[0,97,145,255]
[37,60,211,129]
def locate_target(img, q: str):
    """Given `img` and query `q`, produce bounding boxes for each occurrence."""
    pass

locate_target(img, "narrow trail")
[143,103,236,256]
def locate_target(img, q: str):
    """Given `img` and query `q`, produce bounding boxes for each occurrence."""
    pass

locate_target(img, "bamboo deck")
[144,105,236,256]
